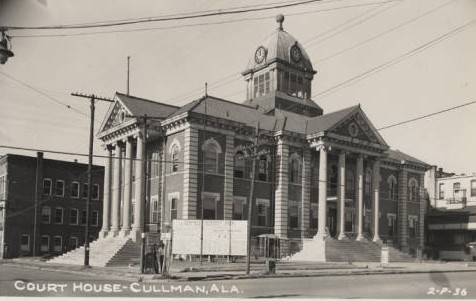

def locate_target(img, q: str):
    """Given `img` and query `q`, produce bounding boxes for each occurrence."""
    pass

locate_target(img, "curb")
[3,261,476,283]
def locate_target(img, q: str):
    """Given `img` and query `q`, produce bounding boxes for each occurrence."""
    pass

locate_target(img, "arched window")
[365,168,372,194]
[171,146,179,173]
[290,158,300,183]
[388,175,397,201]
[258,156,268,181]
[202,138,222,173]
[408,178,419,201]
[234,152,245,178]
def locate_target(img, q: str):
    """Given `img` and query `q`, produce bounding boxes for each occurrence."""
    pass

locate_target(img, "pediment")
[329,109,387,147]
[98,100,132,134]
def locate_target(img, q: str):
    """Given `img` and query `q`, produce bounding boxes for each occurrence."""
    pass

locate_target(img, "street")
[1,264,475,298]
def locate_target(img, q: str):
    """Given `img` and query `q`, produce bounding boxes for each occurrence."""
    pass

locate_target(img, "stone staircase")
[48,235,140,267]
[292,238,415,262]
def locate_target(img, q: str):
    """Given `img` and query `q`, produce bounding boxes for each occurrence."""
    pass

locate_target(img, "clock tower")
[242,14,323,117]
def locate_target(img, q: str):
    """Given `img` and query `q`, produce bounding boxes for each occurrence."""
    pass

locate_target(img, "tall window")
[41,206,51,224]
[55,180,65,197]
[388,176,397,201]
[203,141,220,173]
[171,198,178,220]
[54,207,63,224]
[453,182,461,195]
[150,196,159,223]
[409,216,418,238]
[232,197,246,220]
[439,183,445,199]
[365,168,372,194]
[43,179,52,196]
[257,200,269,226]
[471,180,476,197]
[388,214,396,237]
[310,207,318,229]
[329,165,338,194]
[289,205,298,228]
[82,183,89,198]
[171,145,179,173]
[0,175,5,196]
[409,178,419,201]
[20,234,30,252]
[234,152,245,178]
[258,156,268,181]
[70,209,78,225]
[92,211,99,226]
[81,210,87,225]
[202,194,217,220]
[53,236,62,252]
[253,72,270,98]
[71,182,80,198]
[40,235,50,252]
[92,184,100,200]
[290,158,300,183]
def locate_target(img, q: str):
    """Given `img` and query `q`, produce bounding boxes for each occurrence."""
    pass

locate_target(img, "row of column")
[99,134,145,242]
[316,145,381,242]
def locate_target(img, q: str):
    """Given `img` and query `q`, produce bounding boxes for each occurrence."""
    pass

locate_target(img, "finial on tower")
[276,14,284,31]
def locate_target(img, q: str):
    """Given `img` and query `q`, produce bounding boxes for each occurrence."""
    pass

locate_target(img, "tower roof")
[244,15,315,75]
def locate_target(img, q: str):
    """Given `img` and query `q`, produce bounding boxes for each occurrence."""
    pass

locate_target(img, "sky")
[0,0,475,173]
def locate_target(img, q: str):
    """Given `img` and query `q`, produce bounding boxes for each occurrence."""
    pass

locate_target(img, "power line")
[313,17,476,99]
[2,0,328,31]
[8,1,397,38]
[315,0,459,64]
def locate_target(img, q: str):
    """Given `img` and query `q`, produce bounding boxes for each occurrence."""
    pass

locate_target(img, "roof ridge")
[116,92,180,109]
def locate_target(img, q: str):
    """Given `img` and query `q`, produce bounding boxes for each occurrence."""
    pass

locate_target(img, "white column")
[120,138,133,236]
[337,151,346,240]
[356,155,365,241]
[301,148,311,239]
[372,159,381,242]
[316,145,328,240]
[132,134,145,242]
[110,142,122,236]
[99,145,112,238]
[275,139,289,239]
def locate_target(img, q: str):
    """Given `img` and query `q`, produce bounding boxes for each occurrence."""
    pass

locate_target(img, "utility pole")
[71,92,114,267]
[127,56,131,95]
[246,122,260,275]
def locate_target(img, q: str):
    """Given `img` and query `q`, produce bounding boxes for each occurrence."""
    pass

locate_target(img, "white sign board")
[172,220,248,256]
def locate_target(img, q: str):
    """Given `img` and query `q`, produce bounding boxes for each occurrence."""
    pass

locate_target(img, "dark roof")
[116,93,179,119]
[384,149,429,166]
[306,105,358,134]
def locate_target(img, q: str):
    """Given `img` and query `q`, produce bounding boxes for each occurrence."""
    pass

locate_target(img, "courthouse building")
[87,15,430,263]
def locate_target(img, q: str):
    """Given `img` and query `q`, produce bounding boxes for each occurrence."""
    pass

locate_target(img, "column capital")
[316,144,331,152]
[104,144,114,152]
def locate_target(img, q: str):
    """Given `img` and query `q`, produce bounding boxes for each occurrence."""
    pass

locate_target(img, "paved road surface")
[1,265,475,298]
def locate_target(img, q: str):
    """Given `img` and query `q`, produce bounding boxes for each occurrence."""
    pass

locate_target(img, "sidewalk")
[2,258,476,283]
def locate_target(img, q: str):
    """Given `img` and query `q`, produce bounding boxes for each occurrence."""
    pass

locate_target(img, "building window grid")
[53,236,62,252]
[0,175,5,196]
[82,183,89,199]
[150,196,159,223]
[364,168,372,194]
[40,235,50,252]
[41,206,51,224]
[92,210,99,226]
[71,182,80,198]
[55,180,65,197]
[388,176,397,201]
[20,234,30,252]
[43,178,52,196]
[92,184,100,200]
[171,147,179,173]
[70,209,79,225]
[257,199,269,227]
[253,72,270,98]
[171,198,178,220]
[288,204,299,229]
[232,197,247,220]
[81,210,87,225]
[258,156,268,181]
[54,207,63,224]
[438,183,445,199]
[471,180,476,197]
[290,159,300,183]
[234,152,245,178]
[203,142,220,173]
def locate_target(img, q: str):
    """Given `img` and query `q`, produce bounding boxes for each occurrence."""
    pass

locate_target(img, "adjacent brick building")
[0,153,104,258]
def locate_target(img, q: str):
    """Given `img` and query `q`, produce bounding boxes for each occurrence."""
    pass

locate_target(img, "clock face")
[290,44,302,63]
[255,46,266,64]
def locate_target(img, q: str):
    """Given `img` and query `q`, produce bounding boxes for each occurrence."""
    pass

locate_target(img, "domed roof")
[244,15,315,74]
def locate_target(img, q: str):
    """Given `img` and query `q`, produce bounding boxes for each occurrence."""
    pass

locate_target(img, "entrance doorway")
[327,208,337,237]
